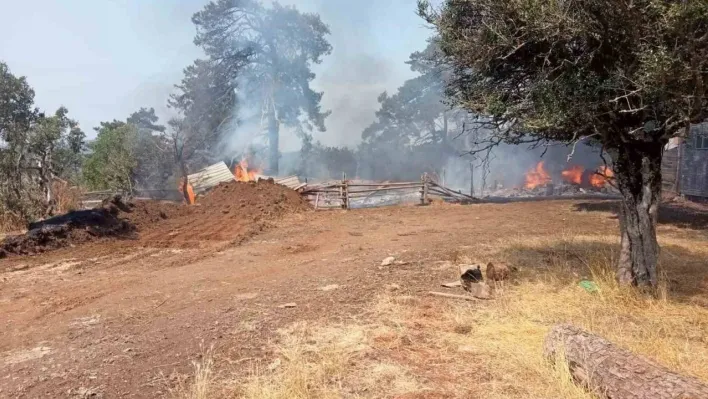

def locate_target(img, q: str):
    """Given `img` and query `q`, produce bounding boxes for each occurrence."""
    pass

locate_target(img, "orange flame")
[590,166,614,188]
[233,159,261,182]
[177,176,195,205]
[561,165,584,185]
[525,161,552,189]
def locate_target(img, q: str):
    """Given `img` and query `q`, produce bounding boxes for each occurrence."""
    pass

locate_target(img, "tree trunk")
[544,324,708,399]
[611,143,663,287]
[268,111,279,176]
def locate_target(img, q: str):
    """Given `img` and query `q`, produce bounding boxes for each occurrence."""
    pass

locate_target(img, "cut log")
[543,324,708,399]
[428,291,479,301]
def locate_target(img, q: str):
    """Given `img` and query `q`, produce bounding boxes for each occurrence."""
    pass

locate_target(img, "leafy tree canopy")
[419,0,708,147]
[190,0,333,173]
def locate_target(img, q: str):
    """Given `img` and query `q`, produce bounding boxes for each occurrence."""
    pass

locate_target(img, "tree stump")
[543,324,708,399]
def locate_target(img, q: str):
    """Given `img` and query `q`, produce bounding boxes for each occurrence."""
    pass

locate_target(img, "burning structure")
[465,143,618,199]
[488,160,615,198]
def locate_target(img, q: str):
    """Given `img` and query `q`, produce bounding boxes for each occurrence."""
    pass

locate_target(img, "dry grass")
[176,224,708,398]
[170,345,216,399]
[52,180,82,214]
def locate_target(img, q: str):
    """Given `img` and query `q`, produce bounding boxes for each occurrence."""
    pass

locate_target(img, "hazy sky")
[0,0,434,150]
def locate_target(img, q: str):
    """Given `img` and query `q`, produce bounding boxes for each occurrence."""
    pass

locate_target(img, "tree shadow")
[502,239,708,307]
[572,200,708,231]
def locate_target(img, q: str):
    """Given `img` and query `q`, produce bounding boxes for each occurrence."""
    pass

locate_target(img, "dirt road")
[0,200,676,397]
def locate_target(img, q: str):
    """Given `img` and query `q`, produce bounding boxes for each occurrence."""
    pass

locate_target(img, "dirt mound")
[0,196,137,257]
[132,179,311,246]
[0,180,310,257]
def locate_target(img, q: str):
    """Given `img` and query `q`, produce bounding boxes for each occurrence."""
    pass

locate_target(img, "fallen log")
[428,291,479,301]
[543,324,708,399]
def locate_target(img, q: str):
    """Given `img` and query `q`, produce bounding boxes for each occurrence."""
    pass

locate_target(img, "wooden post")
[675,134,683,195]
[343,180,349,209]
[341,173,349,209]
[314,192,320,210]
[469,162,475,197]
[421,174,429,205]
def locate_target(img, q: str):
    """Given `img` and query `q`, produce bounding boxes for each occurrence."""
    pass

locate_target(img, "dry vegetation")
[173,224,708,399]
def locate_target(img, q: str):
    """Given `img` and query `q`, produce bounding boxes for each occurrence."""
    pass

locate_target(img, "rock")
[381,256,396,266]
[268,358,281,371]
[464,282,491,299]
[486,262,511,281]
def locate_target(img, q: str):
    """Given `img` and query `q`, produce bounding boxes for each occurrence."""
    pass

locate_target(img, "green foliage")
[83,122,139,192]
[0,62,86,221]
[419,0,708,147]
[83,109,172,192]
[0,62,37,139]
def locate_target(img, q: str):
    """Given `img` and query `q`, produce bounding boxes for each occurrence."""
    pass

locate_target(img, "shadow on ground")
[503,238,708,307]
[573,201,708,231]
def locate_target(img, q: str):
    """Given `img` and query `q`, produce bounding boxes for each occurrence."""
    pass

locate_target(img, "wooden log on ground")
[428,291,478,301]
[429,182,477,200]
[543,324,708,399]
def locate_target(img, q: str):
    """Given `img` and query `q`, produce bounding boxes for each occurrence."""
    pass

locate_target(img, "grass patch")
[176,229,708,398]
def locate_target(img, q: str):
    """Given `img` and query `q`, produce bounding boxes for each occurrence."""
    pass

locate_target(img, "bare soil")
[1,198,707,398]
[0,180,310,257]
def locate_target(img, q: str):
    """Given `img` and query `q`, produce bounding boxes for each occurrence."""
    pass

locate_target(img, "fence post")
[420,174,429,205]
[342,179,349,209]
[469,161,474,197]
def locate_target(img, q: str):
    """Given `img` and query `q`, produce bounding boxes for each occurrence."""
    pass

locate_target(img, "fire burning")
[589,166,614,188]
[561,165,584,185]
[178,176,195,205]
[233,159,261,182]
[525,162,615,190]
[525,161,552,189]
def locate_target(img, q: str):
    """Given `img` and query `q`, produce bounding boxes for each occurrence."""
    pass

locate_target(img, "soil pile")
[0,196,138,257]
[133,179,311,246]
[0,180,310,257]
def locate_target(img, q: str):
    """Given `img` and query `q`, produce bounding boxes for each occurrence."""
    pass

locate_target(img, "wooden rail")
[302,175,478,210]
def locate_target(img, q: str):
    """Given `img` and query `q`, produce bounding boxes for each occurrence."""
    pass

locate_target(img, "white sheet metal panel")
[274,175,302,189]
[254,174,302,190]
[188,162,235,193]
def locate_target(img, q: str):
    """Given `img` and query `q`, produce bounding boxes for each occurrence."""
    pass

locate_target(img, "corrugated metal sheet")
[274,175,302,190]
[188,162,235,193]
[187,163,302,193]
[254,174,303,190]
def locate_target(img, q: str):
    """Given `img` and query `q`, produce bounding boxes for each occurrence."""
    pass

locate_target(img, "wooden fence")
[79,189,182,208]
[302,175,477,210]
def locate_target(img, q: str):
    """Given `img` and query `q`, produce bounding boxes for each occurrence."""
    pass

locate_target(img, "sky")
[0,0,435,151]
